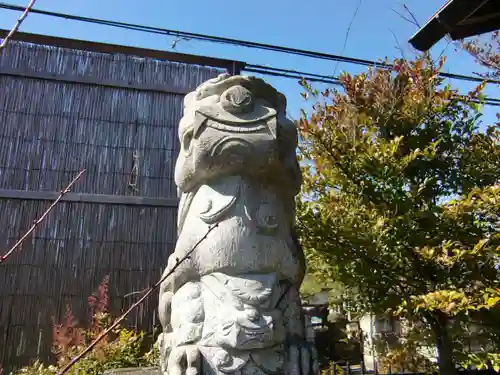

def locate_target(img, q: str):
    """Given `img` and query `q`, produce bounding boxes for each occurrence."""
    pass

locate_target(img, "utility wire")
[246,65,500,107]
[0,3,388,67]
[0,0,37,50]
[245,64,342,85]
[1,2,499,106]
[0,2,498,85]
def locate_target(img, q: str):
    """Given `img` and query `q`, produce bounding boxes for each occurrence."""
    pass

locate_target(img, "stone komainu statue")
[157,74,318,375]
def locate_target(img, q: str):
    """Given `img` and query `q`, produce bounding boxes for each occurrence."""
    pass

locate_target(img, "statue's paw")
[213,348,249,372]
[167,345,201,375]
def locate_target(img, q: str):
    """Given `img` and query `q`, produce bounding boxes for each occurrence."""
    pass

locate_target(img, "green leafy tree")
[297,56,500,375]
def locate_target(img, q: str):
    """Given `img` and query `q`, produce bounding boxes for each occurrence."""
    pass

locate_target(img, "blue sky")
[1,0,498,125]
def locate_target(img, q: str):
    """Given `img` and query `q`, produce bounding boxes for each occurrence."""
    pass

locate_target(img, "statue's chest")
[176,176,300,280]
[183,176,288,235]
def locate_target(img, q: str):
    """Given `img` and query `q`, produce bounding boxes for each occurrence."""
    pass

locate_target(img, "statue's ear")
[179,113,207,155]
[193,112,208,139]
[266,117,278,140]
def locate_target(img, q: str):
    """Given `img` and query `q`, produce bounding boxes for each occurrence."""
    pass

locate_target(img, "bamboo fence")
[0,38,225,369]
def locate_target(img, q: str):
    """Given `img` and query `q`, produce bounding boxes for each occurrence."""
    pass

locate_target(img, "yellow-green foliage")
[377,340,436,374]
[16,329,158,375]
[297,55,500,374]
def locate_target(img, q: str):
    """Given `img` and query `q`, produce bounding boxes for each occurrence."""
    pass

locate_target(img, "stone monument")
[157,74,318,375]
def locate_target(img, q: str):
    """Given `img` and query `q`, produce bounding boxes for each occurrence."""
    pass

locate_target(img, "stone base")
[103,368,160,375]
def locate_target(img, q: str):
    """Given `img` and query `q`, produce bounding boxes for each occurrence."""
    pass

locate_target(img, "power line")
[1,2,499,106]
[245,64,342,85]
[247,65,500,107]
[0,3,383,66]
[0,2,498,86]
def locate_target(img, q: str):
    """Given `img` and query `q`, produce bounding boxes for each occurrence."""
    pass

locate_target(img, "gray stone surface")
[157,74,318,375]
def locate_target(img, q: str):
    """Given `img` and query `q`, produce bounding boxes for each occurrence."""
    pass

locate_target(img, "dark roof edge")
[408,0,498,51]
[408,0,455,51]
[0,29,246,74]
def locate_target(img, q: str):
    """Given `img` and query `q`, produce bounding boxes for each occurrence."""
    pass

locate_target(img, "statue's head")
[174,74,301,194]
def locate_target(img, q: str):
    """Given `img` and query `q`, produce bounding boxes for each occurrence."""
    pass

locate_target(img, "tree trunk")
[430,312,456,375]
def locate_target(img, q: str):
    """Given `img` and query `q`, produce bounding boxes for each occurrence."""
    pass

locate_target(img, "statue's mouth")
[204,119,269,133]
[210,136,254,158]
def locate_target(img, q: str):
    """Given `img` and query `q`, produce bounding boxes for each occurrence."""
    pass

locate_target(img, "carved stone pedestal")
[103,368,160,375]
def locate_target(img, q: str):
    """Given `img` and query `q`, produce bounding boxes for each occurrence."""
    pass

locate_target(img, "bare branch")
[438,39,452,61]
[333,0,363,76]
[0,0,38,51]
[402,3,421,28]
[0,169,86,264]
[388,28,407,59]
[392,8,419,28]
[123,288,149,298]
[392,2,421,29]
